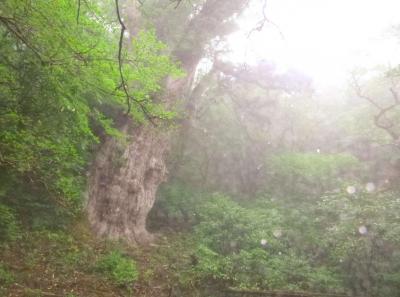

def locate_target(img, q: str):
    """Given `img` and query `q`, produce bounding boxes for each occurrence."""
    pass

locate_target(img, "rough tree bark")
[87,0,249,244]
[87,124,167,243]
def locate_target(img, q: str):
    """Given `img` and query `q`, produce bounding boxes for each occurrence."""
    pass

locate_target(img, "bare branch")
[0,15,46,64]
[77,0,81,24]
[352,73,400,141]
[351,74,382,109]
[247,0,284,39]
[114,0,161,126]
[170,0,184,9]
[115,0,132,114]
[390,87,400,104]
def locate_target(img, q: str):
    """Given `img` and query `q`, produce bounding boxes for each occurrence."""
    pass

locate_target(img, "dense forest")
[1,0,400,296]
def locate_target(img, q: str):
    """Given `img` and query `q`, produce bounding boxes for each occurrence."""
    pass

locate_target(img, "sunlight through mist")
[228,0,400,87]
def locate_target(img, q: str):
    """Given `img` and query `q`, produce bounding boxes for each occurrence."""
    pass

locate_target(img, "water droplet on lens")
[346,186,356,194]
[358,225,368,235]
[273,229,282,238]
[365,182,375,192]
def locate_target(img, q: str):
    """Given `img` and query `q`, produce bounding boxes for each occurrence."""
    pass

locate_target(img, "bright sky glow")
[228,0,400,87]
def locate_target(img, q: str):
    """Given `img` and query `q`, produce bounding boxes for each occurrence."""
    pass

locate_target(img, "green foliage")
[267,152,359,198]
[151,181,206,227]
[191,194,342,292]
[0,0,113,208]
[124,29,184,121]
[0,0,181,218]
[314,188,400,296]
[0,264,14,285]
[153,186,400,296]
[96,250,139,286]
[269,153,357,179]
[1,221,146,295]
[0,203,20,242]
[0,1,398,297]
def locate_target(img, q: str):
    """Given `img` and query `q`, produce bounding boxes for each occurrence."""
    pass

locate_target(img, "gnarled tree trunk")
[87,124,168,244]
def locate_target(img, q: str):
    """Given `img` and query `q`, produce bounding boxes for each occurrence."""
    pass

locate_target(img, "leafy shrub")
[314,188,400,296]
[0,204,20,242]
[0,264,14,285]
[156,180,399,296]
[191,194,342,292]
[150,181,206,228]
[95,250,139,286]
[267,152,359,198]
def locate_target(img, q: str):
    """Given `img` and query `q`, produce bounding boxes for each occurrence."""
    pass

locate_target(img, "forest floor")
[0,219,194,297]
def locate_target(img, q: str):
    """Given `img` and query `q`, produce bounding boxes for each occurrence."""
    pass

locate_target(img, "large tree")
[87,0,252,244]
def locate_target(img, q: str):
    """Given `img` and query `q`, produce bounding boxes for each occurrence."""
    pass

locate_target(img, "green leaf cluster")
[95,250,139,286]
[0,0,181,214]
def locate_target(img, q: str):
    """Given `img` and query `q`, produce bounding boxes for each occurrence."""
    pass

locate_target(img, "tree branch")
[115,0,159,125]
[171,0,183,9]
[247,0,284,39]
[352,73,400,141]
[77,0,81,24]
[115,0,131,114]
[0,15,46,64]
